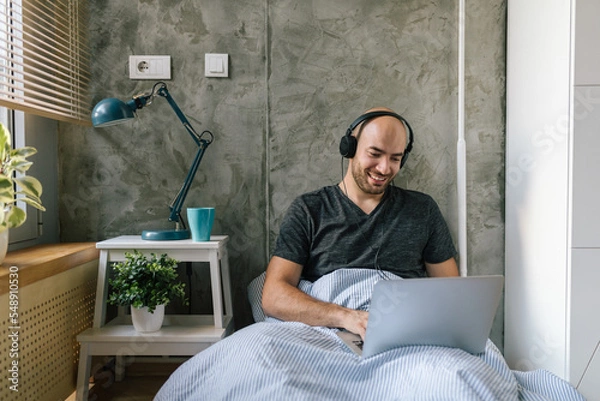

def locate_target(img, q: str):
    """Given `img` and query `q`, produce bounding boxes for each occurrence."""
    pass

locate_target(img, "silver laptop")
[338,275,504,358]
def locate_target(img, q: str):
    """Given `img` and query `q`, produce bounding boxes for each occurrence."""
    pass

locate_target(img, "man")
[262,107,458,340]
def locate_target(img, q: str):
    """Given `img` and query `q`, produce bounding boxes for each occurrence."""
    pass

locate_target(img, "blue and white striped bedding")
[155,269,584,401]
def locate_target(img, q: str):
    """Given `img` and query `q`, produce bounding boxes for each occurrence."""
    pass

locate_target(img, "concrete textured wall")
[59,0,506,347]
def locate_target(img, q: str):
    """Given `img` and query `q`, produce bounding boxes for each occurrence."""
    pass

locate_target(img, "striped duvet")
[155,269,584,401]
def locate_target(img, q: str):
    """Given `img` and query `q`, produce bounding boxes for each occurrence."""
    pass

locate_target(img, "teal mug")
[187,207,215,241]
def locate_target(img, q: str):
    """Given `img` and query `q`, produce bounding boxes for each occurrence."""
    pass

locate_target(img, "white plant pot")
[131,304,165,333]
[0,229,8,264]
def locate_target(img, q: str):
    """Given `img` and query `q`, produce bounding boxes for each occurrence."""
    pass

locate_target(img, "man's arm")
[425,257,459,277]
[261,256,369,339]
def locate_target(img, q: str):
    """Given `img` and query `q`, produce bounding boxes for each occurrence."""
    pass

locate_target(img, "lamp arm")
[156,84,205,146]
[145,83,214,225]
[129,82,214,228]
[168,139,211,224]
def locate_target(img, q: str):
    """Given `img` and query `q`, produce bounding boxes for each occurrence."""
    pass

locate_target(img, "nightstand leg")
[93,250,109,328]
[209,250,223,328]
[220,246,233,318]
[76,344,91,401]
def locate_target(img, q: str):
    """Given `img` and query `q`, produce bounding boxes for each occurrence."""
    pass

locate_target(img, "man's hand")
[262,256,368,338]
[341,309,369,340]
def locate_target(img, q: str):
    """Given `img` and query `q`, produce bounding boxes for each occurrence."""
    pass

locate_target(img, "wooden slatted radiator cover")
[0,243,98,401]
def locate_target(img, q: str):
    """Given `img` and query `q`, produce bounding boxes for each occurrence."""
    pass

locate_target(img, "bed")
[155,269,585,401]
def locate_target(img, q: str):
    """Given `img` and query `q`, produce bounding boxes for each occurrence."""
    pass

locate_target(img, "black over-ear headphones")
[339,111,414,167]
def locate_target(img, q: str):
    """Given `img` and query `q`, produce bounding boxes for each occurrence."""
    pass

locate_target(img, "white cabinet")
[75,236,234,401]
[505,1,600,399]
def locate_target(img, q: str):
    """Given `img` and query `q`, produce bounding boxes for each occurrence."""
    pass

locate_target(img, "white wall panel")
[572,86,600,247]
[570,249,600,388]
[505,0,573,378]
[575,0,600,85]
[507,4,600,398]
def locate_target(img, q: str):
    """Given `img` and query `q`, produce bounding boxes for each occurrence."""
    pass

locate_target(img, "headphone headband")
[339,111,414,166]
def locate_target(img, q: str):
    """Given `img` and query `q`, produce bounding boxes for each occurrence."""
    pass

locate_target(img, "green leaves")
[0,123,12,161]
[108,250,188,313]
[4,207,26,228]
[0,123,45,231]
[0,175,13,204]
[15,176,44,209]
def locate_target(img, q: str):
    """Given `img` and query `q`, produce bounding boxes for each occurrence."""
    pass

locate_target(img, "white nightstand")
[75,235,234,401]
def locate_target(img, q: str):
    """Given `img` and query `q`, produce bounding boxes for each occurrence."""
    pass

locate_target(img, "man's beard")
[351,161,392,195]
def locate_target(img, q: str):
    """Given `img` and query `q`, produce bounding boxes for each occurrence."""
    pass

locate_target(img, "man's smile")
[367,171,388,184]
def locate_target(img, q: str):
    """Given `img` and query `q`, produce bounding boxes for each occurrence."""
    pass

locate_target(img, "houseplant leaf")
[108,250,188,314]
[10,146,37,159]
[4,207,26,229]
[15,176,44,199]
[0,123,45,232]
[7,157,33,174]
[19,196,45,211]
[0,175,14,203]
[0,124,10,161]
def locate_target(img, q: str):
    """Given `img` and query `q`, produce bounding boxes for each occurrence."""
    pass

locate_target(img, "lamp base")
[141,229,191,241]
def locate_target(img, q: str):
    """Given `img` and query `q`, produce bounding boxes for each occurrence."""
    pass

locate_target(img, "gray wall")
[59,0,506,347]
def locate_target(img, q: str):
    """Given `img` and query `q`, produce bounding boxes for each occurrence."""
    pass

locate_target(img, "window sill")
[0,242,98,295]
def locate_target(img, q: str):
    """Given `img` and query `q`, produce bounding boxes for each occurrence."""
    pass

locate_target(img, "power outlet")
[129,55,171,80]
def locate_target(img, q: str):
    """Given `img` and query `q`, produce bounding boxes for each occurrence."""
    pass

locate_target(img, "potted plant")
[0,123,45,262]
[108,250,188,332]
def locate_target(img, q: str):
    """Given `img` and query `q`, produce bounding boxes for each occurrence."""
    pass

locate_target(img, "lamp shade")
[91,97,136,127]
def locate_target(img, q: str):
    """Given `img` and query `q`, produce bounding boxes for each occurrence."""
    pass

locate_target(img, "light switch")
[210,57,223,73]
[205,53,228,78]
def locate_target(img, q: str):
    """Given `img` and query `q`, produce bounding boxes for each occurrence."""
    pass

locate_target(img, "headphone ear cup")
[339,135,357,158]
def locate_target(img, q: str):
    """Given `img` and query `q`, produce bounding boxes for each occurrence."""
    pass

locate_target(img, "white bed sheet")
[155,269,584,401]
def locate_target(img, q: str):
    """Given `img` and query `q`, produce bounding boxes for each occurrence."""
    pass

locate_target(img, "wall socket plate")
[129,55,171,80]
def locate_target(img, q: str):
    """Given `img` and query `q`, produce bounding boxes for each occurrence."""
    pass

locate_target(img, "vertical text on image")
[8,265,20,392]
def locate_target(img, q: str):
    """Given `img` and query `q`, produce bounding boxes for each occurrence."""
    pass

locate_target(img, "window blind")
[0,0,91,125]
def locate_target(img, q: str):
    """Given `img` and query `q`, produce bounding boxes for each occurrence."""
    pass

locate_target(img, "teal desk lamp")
[91,82,214,240]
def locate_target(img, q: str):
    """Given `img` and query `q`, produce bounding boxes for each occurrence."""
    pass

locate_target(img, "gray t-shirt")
[273,185,457,281]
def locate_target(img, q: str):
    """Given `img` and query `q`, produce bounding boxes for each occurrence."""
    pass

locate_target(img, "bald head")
[347,108,413,165]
